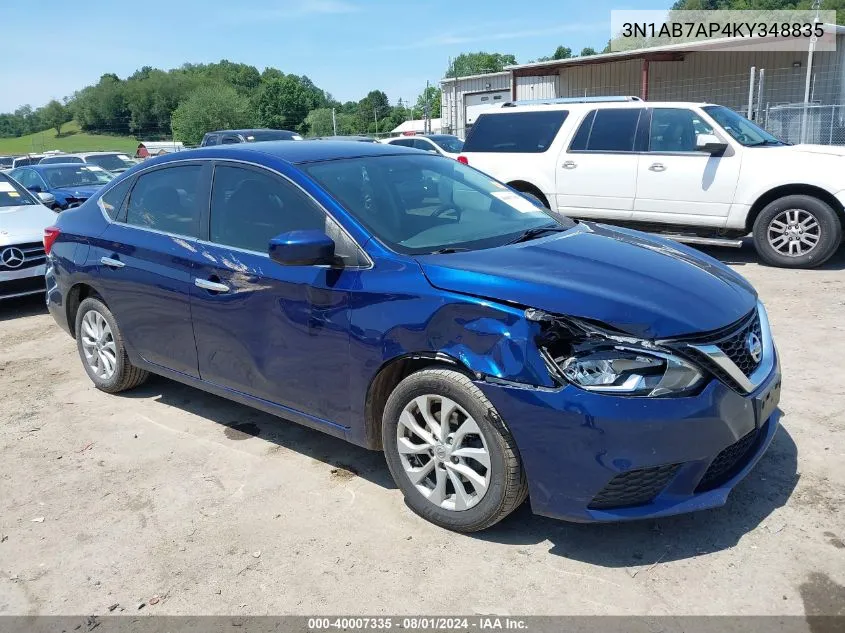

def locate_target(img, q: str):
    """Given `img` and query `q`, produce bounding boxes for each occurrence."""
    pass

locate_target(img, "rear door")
[188,161,365,426]
[90,162,210,377]
[556,107,644,220]
[633,107,740,227]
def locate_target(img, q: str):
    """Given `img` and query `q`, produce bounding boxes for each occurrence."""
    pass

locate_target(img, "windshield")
[428,135,464,153]
[0,174,38,207]
[702,105,784,146]
[41,156,84,164]
[86,154,135,171]
[42,165,114,188]
[302,154,573,255]
[0,157,13,168]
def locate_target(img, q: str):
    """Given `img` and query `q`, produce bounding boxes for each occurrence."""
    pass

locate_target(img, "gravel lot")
[1,244,843,618]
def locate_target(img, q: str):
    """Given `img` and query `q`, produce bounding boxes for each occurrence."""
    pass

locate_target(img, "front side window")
[203,134,219,147]
[463,111,568,153]
[221,135,241,145]
[125,165,203,236]
[578,108,641,152]
[303,154,575,255]
[702,105,784,146]
[649,108,714,152]
[209,165,363,265]
[0,173,38,206]
[42,165,114,188]
[10,169,42,190]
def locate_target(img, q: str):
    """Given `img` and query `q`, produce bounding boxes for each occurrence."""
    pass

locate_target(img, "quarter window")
[209,165,363,265]
[98,177,133,220]
[649,108,715,152]
[463,111,569,153]
[125,165,202,237]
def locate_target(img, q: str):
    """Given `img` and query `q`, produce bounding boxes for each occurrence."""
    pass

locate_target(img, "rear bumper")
[477,358,781,523]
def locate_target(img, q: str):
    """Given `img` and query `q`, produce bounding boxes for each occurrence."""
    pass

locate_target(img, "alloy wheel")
[767,209,821,257]
[396,394,491,511]
[80,310,117,380]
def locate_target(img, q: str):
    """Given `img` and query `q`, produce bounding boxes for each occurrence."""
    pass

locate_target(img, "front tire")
[752,195,842,268]
[382,369,528,532]
[75,297,149,393]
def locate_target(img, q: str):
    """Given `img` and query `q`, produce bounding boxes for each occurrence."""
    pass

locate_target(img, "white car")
[39,151,137,174]
[0,173,57,300]
[382,134,464,159]
[458,97,845,268]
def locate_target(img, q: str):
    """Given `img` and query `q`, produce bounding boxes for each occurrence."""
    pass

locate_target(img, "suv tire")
[752,195,842,268]
[75,297,149,393]
[382,368,528,532]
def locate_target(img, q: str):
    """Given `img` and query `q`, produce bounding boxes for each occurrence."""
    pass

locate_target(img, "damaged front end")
[526,308,705,398]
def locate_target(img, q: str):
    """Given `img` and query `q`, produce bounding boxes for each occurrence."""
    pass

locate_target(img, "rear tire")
[74,297,149,393]
[382,368,528,532]
[752,195,842,268]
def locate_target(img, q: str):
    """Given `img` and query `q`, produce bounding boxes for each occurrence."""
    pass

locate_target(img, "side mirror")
[27,184,42,193]
[696,133,728,155]
[37,192,56,206]
[269,230,335,266]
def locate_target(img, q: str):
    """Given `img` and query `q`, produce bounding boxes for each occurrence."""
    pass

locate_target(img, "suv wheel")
[382,368,528,532]
[75,297,149,393]
[752,195,842,268]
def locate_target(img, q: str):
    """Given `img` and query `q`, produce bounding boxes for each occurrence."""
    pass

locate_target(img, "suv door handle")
[194,278,230,293]
[562,160,577,169]
[100,256,125,269]
[648,163,666,172]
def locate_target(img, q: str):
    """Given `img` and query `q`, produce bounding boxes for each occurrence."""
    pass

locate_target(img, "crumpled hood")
[51,185,102,199]
[0,203,58,245]
[415,222,757,339]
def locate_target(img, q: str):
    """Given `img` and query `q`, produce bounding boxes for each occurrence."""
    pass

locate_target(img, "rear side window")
[125,165,203,237]
[573,108,642,152]
[98,178,133,220]
[203,134,219,147]
[463,111,568,153]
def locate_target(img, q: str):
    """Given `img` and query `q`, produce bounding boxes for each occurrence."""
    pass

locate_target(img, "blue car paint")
[9,165,108,209]
[45,141,780,523]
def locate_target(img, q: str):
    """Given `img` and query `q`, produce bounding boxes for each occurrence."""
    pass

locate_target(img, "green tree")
[358,90,391,133]
[445,52,518,78]
[41,100,71,135]
[415,86,441,119]
[552,46,572,60]
[171,85,254,145]
[580,47,598,56]
[255,76,310,131]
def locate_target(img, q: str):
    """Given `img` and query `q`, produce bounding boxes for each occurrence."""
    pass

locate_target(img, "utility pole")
[373,108,379,135]
[332,107,337,136]
[424,80,431,134]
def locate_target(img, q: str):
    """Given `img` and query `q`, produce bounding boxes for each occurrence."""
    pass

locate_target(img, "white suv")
[458,97,845,268]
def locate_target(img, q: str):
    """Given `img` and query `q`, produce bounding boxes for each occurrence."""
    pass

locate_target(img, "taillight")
[457,155,469,165]
[43,226,60,254]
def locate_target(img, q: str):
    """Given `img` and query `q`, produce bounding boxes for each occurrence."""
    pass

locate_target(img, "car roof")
[206,128,296,135]
[159,140,422,165]
[478,100,715,114]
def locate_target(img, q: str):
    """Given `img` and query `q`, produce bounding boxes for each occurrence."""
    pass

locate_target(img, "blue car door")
[188,162,367,428]
[89,162,211,377]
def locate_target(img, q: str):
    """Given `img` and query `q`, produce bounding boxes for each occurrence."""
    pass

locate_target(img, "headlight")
[553,348,703,397]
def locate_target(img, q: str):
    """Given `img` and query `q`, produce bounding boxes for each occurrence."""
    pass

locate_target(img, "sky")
[0,0,663,113]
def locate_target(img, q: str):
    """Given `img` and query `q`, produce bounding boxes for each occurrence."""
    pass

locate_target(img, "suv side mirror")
[269,230,335,266]
[696,133,728,155]
[37,192,56,206]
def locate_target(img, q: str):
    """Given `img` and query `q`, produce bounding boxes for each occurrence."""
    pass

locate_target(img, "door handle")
[562,160,577,169]
[648,163,666,172]
[194,278,230,293]
[100,256,125,269]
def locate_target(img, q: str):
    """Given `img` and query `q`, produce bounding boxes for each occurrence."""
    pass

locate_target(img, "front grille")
[0,276,45,298]
[588,463,680,510]
[695,428,761,492]
[675,309,763,391]
[0,241,46,271]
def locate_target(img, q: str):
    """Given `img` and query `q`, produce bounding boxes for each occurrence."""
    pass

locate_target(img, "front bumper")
[478,357,781,523]
[0,264,46,300]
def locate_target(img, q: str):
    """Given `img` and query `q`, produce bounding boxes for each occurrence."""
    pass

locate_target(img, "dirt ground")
[1,243,843,618]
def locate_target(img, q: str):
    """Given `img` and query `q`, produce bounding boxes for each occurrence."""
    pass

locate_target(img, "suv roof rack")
[500,96,642,108]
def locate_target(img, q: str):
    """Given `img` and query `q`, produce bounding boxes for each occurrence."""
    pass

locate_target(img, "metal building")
[440,71,510,138]
[441,26,845,144]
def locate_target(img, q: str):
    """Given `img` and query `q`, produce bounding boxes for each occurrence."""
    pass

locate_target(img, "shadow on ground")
[123,374,798,566]
[697,238,845,270]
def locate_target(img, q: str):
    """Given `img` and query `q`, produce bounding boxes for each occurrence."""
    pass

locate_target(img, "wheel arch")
[507,180,550,209]
[363,352,474,450]
[746,184,845,233]
[65,282,104,339]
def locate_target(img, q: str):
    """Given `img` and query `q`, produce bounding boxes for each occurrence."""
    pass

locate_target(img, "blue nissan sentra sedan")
[42,141,781,532]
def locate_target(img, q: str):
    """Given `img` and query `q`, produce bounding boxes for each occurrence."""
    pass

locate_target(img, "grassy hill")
[0,121,138,155]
